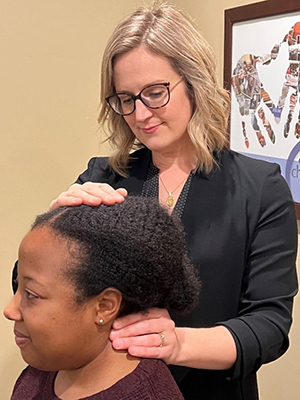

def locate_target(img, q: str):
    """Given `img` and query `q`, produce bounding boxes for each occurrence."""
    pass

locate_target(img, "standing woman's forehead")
[113,46,178,92]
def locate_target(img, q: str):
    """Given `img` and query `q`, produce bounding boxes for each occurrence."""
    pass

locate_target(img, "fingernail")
[110,329,119,339]
[129,348,137,357]
[113,320,121,329]
[113,339,123,349]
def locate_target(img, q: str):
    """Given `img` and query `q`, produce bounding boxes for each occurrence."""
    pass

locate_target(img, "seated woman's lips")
[14,329,30,347]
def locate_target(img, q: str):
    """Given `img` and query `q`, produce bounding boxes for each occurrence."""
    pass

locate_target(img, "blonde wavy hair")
[98,1,230,176]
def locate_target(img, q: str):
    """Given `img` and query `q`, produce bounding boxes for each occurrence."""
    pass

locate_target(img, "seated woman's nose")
[3,293,21,321]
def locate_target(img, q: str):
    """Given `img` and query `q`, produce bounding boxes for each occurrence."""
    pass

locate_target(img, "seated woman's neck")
[55,341,140,400]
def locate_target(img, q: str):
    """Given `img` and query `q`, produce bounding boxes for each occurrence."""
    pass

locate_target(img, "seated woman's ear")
[94,288,122,327]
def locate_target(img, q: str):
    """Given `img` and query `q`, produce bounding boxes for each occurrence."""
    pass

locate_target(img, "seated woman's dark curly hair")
[31,196,201,316]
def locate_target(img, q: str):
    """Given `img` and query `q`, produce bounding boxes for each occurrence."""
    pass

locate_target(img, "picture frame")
[224,0,300,219]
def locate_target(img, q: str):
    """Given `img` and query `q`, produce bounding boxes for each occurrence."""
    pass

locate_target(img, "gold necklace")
[159,175,189,208]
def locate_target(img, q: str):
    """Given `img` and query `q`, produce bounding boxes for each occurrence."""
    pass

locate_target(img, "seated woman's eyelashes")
[24,290,38,300]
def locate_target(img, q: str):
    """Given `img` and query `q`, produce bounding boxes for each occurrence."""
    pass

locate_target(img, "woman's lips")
[142,124,162,134]
[14,329,30,347]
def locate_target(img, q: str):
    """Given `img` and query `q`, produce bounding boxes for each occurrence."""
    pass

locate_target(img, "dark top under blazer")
[74,147,297,400]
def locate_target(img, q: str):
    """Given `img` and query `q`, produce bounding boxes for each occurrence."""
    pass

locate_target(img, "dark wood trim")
[296,203,300,220]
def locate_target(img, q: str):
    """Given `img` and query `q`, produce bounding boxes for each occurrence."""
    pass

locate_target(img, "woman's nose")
[3,292,22,321]
[134,99,153,121]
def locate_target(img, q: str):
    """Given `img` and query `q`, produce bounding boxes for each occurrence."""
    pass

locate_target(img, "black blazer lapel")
[116,148,152,194]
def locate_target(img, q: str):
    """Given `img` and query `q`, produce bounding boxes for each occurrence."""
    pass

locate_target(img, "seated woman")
[4,196,200,400]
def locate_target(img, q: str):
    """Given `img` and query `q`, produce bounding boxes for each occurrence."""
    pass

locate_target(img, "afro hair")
[32,196,201,316]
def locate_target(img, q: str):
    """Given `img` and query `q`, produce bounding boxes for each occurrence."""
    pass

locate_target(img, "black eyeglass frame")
[106,82,171,116]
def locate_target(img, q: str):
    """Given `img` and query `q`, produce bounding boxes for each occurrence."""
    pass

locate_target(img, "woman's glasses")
[106,78,182,116]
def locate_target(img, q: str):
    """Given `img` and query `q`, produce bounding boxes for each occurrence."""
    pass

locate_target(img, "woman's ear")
[95,287,122,327]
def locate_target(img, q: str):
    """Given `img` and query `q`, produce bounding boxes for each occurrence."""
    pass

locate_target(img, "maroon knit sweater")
[10,359,184,399]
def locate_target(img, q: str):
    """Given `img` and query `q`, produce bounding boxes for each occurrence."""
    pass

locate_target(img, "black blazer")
[13,147,295,400]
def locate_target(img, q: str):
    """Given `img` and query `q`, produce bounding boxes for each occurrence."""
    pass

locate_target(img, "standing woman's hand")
[49,182,128,210]
[110,308,181,365]
[110,308,237,370]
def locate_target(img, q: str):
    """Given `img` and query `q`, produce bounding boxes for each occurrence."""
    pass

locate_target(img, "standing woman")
[47,2,298,399]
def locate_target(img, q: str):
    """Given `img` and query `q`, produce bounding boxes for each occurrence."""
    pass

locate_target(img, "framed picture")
[224,0,300,219]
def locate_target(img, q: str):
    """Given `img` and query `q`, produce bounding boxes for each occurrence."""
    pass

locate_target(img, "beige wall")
[1,1,298,399]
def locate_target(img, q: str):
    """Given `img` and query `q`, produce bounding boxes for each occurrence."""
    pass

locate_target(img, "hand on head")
[49,182,127,210]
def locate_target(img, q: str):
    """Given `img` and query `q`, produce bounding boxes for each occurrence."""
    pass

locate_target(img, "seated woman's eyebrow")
[22,276,48,289]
